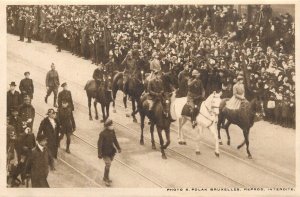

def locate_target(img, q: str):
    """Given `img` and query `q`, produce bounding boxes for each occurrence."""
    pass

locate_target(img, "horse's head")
[161,72,178,92]
[161,92,173,118]
[208,91,222,115]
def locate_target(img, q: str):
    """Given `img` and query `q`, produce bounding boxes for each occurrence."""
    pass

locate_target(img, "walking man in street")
[45,63,60,108]
[98,119,121,186]
[58,82,76,131]
[25,134,53,188]
[19,71,34,100]
[57,99,75,153]
[7,82,22,117]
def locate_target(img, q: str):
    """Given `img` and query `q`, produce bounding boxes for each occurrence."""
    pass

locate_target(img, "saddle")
[181,103,200,118]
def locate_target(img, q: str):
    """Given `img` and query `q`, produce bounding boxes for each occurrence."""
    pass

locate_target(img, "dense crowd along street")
[6,5,295,188]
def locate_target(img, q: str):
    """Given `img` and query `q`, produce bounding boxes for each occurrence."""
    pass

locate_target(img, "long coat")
[57,107,74,134]
[98,128,121,158]
[46,70,60,87]
[19,78,34,99]
[25,146,52,188]
[7,90,22,116]
[58,90,74,111]
[37,118,60,159]
[18,103,35,129]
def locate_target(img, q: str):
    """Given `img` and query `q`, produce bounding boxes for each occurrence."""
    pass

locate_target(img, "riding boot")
[54,95,58,108]
[66,142,70,154]
[191,108,197,129]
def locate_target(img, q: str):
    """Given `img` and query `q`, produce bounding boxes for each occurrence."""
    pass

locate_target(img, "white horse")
[171,91,222,157]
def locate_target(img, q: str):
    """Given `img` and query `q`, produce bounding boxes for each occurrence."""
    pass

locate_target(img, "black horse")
[84,79,112,122]
[217,98,262,159]
[112,71,144,122]
[139,92,173,159]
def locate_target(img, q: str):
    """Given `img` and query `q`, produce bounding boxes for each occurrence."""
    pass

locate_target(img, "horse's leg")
[88,95,92,120]
[93,101,98,120]
[195,126,201,155]
[181,118,187,145]
[132,99,137,123]
[224,121,231,146]
[112,90,117,113]
[244,128,252,159]
[178,117,187,145]
[162,128,170,149]
[217,114,223,145]
[150,123,156,150]
[157,127,167,159]
[101,104,106,123]
[140,112,145,145]
[124,95,130,117]
[208,123,220,157]
[106,103,110,120]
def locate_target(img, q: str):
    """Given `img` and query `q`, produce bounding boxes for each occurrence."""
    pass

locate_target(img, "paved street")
[7,34,295,188]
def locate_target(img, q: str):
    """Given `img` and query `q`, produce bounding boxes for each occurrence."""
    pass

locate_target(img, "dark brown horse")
[84,79,112,122]
[138,92,173,159]
[112,71,144,122]
[217,98,262,159]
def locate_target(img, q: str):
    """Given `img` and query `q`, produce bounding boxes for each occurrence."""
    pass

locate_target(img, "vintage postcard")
[1,0,299,196]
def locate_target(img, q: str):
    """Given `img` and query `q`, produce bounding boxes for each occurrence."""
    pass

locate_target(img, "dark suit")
[18,103,35,129]
[25,145,53,188]
[7,90,22,116]
[37,118,60,159]
[98,128,121,158]
[19,78,34,99]
[58,89,76,129]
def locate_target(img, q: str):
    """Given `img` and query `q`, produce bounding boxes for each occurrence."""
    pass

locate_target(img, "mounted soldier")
[184,70,205,128]
[93,62,106,97]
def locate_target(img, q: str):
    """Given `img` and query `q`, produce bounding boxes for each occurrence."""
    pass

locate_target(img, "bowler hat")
[9,82,16,86]
[61,82,67,87]
[36,134,47,142]
[46,108,56,115]
[104,119,113,127]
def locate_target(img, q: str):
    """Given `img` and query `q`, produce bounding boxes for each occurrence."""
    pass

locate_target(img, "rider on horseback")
[187,69,205,128]
[122,50,138,98]
[147,70,175,123]
[225,74,246,110]
[93,62,106,97]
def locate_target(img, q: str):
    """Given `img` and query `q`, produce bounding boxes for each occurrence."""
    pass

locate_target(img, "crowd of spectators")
[7,5,295,128]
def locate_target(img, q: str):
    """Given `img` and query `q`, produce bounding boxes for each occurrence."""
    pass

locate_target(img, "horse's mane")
[113,71,123,83]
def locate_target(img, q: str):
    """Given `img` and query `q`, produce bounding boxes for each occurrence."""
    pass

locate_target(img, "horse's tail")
[84,80,92,91]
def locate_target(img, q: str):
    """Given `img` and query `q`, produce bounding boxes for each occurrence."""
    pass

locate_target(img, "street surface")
[7,34,295,188]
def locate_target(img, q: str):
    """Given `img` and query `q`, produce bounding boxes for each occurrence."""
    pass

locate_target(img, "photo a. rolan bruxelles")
[6,5,295,189]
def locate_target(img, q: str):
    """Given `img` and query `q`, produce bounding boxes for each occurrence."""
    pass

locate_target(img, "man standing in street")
[37,109,59,163]
[98,119,121,186]
[18,95,35,130]
[58,82,76,131]
[19,71,34,100]
[57,99,75,153]
[7,82,22,117]
[25,134,53,188]
[45,63,60,108]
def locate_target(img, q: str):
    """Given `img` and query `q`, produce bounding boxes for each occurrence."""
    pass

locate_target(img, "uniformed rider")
[187,70,205,128]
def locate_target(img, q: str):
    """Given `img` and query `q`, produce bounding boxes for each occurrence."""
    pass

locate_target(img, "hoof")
[219,141,223,145]
[133,118,137,123]
[89,117,93,121]
[100,119,104,123]
[140,140,144,145]
[95,116,99,120]
[178,141,183,145]
[195,151,201,155]
[182,141,187,145]
[215,152,220,157]
[126,114,130,117]
[227,141,231,146]
[237,145,241,149]
[152,145,156,150]
[162,155,167,159]
[113,109,116,113]
[248,155,253,159]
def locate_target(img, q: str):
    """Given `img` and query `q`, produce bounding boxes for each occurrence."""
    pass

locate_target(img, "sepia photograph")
[3,1,298,196]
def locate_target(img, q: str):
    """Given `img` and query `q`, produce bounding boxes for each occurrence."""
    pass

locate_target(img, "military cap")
[104,118,113,127]
[24,71,30,76]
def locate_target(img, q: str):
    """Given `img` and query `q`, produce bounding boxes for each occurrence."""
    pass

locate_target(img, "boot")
[103,168,111,186]
[66,142,71,153]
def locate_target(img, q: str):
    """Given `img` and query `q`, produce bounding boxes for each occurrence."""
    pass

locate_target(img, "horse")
[111,71,144,122]
[84,79,112,122]
[171,91,222,157]
[217,97,262,159]
[138,92,173,159]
